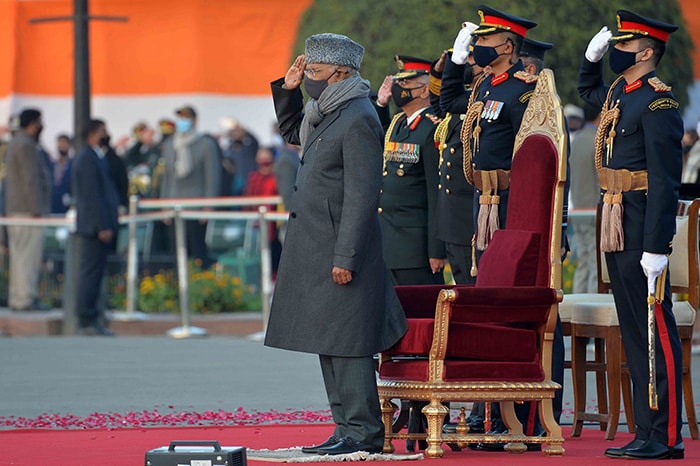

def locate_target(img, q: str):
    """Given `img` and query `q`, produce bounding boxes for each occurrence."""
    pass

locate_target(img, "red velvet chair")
[377,69,567,457]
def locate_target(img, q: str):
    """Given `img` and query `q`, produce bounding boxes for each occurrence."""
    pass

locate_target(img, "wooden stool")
[570,301,635,440]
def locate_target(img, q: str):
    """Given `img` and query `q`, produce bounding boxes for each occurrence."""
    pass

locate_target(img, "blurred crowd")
[0,105,301,313]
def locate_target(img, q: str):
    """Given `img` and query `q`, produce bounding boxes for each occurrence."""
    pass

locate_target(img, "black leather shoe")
[476,419,509,451]
[623,440,684,460]
[301,436,339,454]
[604,438,646,458]
[317,436,383,455]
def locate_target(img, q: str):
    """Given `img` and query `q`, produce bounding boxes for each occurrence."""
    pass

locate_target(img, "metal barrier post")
[125,195,139,315]
[167,206,207,338]
[258,206,272,334]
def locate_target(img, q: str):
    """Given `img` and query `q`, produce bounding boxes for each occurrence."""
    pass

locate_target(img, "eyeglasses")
[395,78,427,89]
[304,66,338,79]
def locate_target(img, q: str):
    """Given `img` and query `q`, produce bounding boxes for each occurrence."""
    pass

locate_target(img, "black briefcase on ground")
[145,440,246,466]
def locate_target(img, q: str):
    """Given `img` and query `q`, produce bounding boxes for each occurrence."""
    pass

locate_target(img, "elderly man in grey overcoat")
[266,33,407,456]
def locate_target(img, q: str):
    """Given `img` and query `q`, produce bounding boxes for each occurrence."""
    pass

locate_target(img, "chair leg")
[594,337,609,431]
[538,398,566,456]
[681,334,699,440]
[380,398,397,453]
[604,329,622,440]
[571,331,588,437]
[621,349,636,434]
[422,399,448,458]
[500,401,527,454]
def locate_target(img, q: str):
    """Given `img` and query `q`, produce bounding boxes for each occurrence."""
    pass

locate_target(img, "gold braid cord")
[460,74,486,185]
[595,76,625,252]
[434,113,452,169]
[382,112,406,175]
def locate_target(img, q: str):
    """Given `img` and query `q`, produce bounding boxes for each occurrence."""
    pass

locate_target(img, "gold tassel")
[470,234,478,277]
[610,193,624,251]
[487,194,500,243]
[601,194,612,252]
[476,194,490,250]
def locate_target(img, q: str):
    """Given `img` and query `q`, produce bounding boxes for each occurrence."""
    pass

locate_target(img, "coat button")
[446,175,451,181]
[446,188,451,195]
[290,212,297,218]
[447,161,452,168]
[438,184,442,190]
[293,185,298,191]
[450,147,455,154]
[399,163,404,168]
[377,207,383,214]
[300,160,304,165]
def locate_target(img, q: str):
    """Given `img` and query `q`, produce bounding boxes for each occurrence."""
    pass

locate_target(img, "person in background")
[71,119,120,336]
[220,118,259,195]
[244,146,282,275]
[160,105,221,269]
[51,134,73,214]
[569,105,601,294]
[564,104,586,136]
[4,108,52,311]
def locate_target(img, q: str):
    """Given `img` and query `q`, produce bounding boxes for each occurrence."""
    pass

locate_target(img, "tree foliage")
[293,0,693,109]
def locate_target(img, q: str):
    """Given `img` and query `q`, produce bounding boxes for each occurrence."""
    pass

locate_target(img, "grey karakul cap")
[304,33,364,70]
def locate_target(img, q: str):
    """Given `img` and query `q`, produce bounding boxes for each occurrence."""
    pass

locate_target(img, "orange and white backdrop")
[0,0,312,149]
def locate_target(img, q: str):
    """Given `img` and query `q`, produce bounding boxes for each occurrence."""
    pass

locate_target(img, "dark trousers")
[606,249,683,446]
[76,235,108,328]
[319,354,384,447]
[167,221,213,269]
[445,242,476,285]
[185,220,212,269]
[388,267,444,287]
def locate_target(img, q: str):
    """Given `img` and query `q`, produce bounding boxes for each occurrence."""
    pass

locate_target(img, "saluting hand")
[585,26,612,63]
[284,55,306,90]
[433,51,448,74]
[451,21,478,65]
[332,266,353,285]
[377,75,393,107]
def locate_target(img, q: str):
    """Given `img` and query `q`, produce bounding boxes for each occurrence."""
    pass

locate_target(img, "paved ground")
[0,335,697,438]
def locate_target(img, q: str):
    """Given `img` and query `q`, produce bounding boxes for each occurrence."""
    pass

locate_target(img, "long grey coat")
[265,78,407,357]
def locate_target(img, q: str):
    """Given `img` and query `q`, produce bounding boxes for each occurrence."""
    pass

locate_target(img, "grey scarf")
[299,73,370,148]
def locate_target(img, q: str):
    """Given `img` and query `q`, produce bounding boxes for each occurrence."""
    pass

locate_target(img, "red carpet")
[0,424,697,465]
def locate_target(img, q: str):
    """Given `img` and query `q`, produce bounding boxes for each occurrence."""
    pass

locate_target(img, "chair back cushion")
[476,229,540,286]
[506,134,557,286]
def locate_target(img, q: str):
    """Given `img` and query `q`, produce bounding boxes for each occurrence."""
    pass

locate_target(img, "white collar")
[406,106,430,125]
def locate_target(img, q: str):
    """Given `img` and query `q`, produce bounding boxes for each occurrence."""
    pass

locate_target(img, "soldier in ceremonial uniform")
[579,10,684,460]
[440,5,537,256]
[376,56,446,286]
[430,50,485,287]
[440,5,543,444]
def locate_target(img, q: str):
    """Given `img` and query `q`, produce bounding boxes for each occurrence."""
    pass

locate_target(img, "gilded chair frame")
[377,69,567,457]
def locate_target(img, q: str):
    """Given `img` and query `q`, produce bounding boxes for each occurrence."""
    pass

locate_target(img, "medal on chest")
[481,100,504,121]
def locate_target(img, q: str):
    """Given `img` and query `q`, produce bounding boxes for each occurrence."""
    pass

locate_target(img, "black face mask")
[58,149,69,157]
[472,41,509,68]
[391,82,420,108]
[303,68,338,100]
[609,47,642,74]
[34,124,44,141]
[99,135,111,147]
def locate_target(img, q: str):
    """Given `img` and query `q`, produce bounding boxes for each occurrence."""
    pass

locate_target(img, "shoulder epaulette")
[425,113,442,125]
[513,71,538,84]
[648,97,679,112]
[648,77,672,93]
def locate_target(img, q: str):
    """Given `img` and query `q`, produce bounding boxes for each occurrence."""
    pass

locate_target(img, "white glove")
[585,26,612,62]
[640,252,668,294]
[451,22,478,65]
